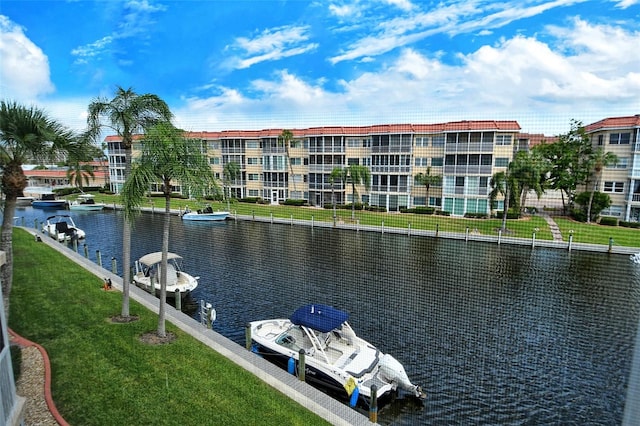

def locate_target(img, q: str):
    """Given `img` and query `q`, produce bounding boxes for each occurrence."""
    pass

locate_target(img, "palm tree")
[346,164,371,219]
[121,122,217,337]
[279,129,296,194]
[223,161,240,211]
[0,101,76,309]
[489,167,516,233]
[586,148,618,223]
[66,141,96,192]
[414,167,442,206]
[509,150,546,212]
[87,86,172,321]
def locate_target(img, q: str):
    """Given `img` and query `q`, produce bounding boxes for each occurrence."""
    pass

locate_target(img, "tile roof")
[585,115,640,132]
[104,120,522,141]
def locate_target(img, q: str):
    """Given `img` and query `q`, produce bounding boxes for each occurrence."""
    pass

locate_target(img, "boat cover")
[138,252,183,266]
[290,304,349,333]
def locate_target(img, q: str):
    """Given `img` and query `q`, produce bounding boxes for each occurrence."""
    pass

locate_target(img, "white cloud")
[0,15,55,101]
[177,17,640,136]
[612,0,639,8]
[225,25,318,70]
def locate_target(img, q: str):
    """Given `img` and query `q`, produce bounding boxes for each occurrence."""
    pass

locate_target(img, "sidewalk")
[541,213,563,242]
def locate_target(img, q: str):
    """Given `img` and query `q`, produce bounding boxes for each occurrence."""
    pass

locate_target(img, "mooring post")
[83,244,89,258]
[465,227,469,242]
[381,221,384,234]
[369,384,378,423]
[311,215,314,228]
[175,289,181,311]
[498,229,502,245]
[245,323,252,350]
[111,257,117,274]
[290,214,293,226]
[298,349,306,382]
[408,223,411,236]
[568,231,574,251]
[252,210,255,221]
[609,237,614,253]
[270,213,273,224]
[436,223,439,237]
[96,250,102,268]
[532,230,537,248]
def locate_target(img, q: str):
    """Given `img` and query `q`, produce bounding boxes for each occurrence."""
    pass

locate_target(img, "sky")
[0,0,639,138]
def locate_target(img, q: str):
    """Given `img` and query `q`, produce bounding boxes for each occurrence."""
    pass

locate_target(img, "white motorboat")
[16,196,35,206]
[180,205,229,221]
[41,215,86,242]
[249,304,426,407]
[69,194,105,211]
[133,252,199,298]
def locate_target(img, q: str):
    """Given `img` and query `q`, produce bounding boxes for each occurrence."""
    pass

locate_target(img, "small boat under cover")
[133,252,199,298]
[250,304,425,407]
[32,193,67,209]
[41,215,86,242]
[69,194,105,211]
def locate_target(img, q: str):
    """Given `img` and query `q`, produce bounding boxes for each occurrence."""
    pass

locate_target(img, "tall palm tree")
[586,148,618,223]
[509,150,547,212]
[87,86,172,321]
[121,122,217,337]
[0,101,76,309]
[279,129,296,194]
[414,167,442,206]
[223,161,240,211]
[346,164,371,219]
[489,166,517,233]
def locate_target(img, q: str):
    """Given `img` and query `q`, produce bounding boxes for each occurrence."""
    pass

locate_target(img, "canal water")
[14,206,640,425]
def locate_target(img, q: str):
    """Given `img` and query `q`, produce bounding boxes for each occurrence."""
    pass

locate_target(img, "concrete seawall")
[24,227,371,426]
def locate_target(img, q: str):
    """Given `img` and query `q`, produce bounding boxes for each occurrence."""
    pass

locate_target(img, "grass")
[90,192,640,247]
[9,228,330,426]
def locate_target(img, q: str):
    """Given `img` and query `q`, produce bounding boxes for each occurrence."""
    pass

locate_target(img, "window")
[432,135,445,146]
[598,135,604,146]
[248,174,260,181]
[603,181,624,193]
[610,133,631,144]
[208,141,220,150]
[415,137,429,147]
[413,196,426,206]
[607,157,627,169]
[415,157,428,167]
[210,157,220,165]
[348,158,360,166]
[495,157,509,167]
[247,157,260,165]
[248,189,259,197]
[455,176,465,187]
[495,134,512,145]
[246,140,259,149]
[431,157,443,167]
[290,158,302,166]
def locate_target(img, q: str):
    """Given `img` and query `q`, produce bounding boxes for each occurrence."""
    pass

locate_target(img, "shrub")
[434,210,451,216]
[599,216,619,226]
[495,210,520,219]
[240,197,261,203]
[619,221,640,229]
[365,206,387,212]
[283,199,307,206]
[464,212,488,219]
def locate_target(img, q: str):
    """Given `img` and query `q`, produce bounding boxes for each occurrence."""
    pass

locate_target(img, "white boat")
[69,194,105,211]
[249,304,426,407]
[133,252,199,298]
[16,196,35,206]
[41,215,86,242]
[180,205,229,221]
[32,193,67,209]
[631,253,640,264]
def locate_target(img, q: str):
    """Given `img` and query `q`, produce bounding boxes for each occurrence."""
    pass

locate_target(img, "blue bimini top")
[290,304,349,333]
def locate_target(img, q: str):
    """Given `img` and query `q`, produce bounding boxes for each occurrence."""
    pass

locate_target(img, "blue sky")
[1,0,638,137]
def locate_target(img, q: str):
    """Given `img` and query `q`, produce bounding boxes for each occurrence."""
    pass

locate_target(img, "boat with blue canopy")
[249,304,425,408]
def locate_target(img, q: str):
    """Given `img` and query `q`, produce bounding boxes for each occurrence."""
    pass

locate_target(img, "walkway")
[541,213,564,242]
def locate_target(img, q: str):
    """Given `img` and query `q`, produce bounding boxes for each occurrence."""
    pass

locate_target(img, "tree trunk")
[120,148,133,318]
[501,184,510,232]
[157,190,171,338]
[1,198,17,315]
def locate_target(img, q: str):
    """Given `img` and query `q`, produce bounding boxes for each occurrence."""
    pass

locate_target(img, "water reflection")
[13,207,640,425]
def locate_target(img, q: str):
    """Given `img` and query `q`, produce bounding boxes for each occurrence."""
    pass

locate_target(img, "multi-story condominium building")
[585,115,640,222]
[106,120,522,217]
[104,116,639,220]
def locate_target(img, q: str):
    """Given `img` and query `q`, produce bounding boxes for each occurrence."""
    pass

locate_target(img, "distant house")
[22,160,108,194]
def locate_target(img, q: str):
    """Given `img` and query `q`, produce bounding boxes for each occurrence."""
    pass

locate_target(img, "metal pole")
[298,349,306,382]
[111,257,117,274]
[369,384,378,423]
[498,229,502,245]
[96,250,102,268]
[175,290,181,311]
[84,244,89,258]
[568,234,573,251]
[435,223,439,237]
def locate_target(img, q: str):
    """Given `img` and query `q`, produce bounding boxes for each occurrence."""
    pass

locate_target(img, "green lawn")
[9,228,329,426]
[90,192,640,247]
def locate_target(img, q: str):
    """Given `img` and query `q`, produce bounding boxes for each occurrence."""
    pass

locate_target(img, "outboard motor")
[379,354,426,399]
